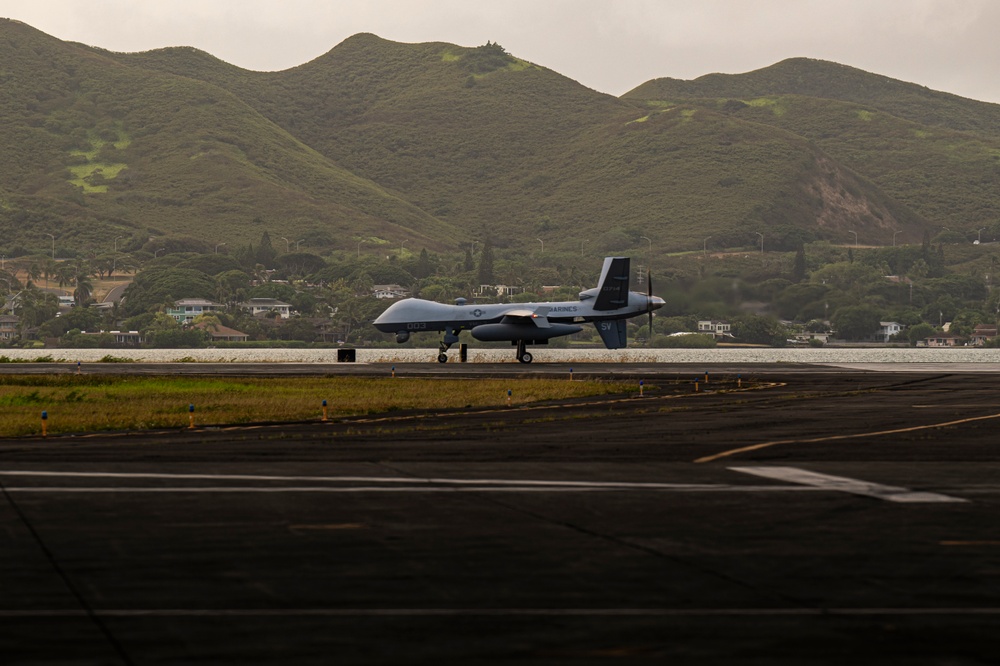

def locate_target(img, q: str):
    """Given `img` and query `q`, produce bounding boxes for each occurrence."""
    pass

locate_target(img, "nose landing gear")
[437,328,461,363]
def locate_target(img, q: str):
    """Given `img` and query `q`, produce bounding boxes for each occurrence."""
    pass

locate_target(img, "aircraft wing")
[499,306,551,328]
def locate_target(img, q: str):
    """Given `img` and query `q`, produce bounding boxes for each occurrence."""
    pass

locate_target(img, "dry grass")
[0,375,633,437]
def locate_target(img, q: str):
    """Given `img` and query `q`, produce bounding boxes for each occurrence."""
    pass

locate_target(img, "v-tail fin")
[593,257,630,311]
[595,319,628,349]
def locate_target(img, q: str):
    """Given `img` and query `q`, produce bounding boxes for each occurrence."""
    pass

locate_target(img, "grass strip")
[0,375,634,437]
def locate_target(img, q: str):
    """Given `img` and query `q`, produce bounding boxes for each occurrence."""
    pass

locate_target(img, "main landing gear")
[516,340,533,364]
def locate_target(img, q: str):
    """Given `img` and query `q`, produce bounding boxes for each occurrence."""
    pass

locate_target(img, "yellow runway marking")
[290,524,364,531]
[695,410,1000,464]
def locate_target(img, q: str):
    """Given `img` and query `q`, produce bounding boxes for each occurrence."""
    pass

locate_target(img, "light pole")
[215,242,226,254]
[580,239,587,256]
[357,240,365,258]
[400,239,407,256]
[755,232,764,254]
[113,235,123,275]
[45,233,55,260]
[849,230,858,248]
[280,236,290,253]
[703,236,711,257]
[155,248,165,258]
[978,228,986,243]
[536,238,544,254]
[893,230,902,246]
[640,236,652,255]
[295,239,305,251]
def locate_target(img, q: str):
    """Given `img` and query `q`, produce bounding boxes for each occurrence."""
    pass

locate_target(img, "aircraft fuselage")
[373,292,656,338]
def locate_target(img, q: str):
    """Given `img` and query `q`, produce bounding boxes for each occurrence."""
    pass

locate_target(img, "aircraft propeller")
[646,272,655,344]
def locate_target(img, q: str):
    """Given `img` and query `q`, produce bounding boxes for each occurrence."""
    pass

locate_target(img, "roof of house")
[242,298,291,307]
[173,298,222,306]
[194,323,248,338]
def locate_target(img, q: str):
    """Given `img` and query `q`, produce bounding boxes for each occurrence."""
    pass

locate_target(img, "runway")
[2,367,1000,663]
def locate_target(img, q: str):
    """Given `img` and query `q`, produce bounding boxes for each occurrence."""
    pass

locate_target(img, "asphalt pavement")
[2,366,999,664]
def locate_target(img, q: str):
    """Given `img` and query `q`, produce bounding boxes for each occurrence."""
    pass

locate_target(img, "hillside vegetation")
[3,20,1000,262]
[625,58,1000,234]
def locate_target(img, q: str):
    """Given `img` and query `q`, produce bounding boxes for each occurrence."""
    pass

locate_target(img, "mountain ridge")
[7,20,1000,261]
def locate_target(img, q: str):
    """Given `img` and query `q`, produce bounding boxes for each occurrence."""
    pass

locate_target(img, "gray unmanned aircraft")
[373,256,665,363]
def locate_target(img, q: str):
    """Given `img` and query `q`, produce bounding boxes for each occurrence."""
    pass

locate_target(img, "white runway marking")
[0,470,729,490]
[731,467,968,503]
[0,469,965,502]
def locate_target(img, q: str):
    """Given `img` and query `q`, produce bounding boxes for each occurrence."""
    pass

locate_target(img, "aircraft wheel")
[518,351,533,364]
[437,353,448,363]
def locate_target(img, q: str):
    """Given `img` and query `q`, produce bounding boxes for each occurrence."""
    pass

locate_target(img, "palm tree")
[55,262,75,289]
[71,260,94,306]
[26,261,41,286]
[41,257,57,289]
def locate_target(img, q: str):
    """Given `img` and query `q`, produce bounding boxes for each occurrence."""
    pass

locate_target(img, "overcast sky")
[3,0,1000,103]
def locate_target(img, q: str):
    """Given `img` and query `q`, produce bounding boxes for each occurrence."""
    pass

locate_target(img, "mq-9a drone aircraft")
[373,257,665,363]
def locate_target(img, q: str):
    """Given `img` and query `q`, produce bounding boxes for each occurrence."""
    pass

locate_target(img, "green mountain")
[624,58,1000,233]
[5,20,998,260]
[0,19,448,257]
[115,35,931,252]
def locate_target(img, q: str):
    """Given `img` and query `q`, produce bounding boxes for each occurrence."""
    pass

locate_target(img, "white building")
[873,321,904,343]
[697,320,731,338]
[167,298,225,324]
[241,298,292,319]
[372,284,410,299]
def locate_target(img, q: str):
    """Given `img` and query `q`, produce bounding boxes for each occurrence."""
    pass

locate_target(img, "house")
[109,331,144,346]
[241,298,292,319]
[0,314,19,341]
[793,331,832,344]
[697,320,731,338]
[195,322,249,342]
[166,298,225,324]
[970,324,997,346]
[372,284,410,300]
[79,331,145,346]
[871,321,904,343]
[475,284,524,297]
[923,332,962,347]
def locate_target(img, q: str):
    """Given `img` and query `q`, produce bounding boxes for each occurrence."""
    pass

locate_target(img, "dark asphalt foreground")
[2,365,1000,664]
